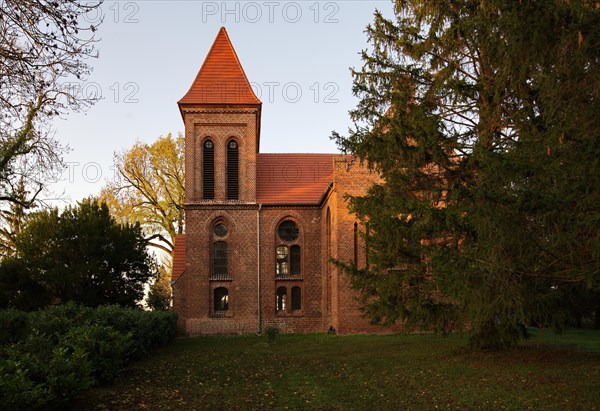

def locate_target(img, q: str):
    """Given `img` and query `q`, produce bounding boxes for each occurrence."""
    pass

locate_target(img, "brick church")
[172,27,401,335]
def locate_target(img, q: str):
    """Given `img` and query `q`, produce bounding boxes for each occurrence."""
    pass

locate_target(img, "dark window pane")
[213,241,228,277]
[203,139,214,200]
[276,246,288,276]
[214,223,228,237]
[278,220,299,241]
[276,286,287,311]
[291,286,301,311]
[214,287,229,311]
[290,245,301,275]
[227,139,239,200]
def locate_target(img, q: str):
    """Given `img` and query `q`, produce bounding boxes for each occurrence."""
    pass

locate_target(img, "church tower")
[174,27,262,334]
[178,27,261,203]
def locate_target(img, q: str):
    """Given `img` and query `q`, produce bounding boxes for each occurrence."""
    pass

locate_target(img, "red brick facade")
[172,27,402,335]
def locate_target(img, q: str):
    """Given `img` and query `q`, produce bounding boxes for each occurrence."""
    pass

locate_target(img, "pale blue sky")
[49,1,394,202]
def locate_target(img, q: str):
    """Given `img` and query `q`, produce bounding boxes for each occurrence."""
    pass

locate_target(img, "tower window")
[277,220,299,241]
[291,286,301,311]
[214,287,229,312]
[203,139,214,200]
[213,241,228,278]
[214,223,228,237]
[226,139,239,200]
[290,245,301,275]
[276,220,301,277]
[276,286,287,311]
[276,246,289,276]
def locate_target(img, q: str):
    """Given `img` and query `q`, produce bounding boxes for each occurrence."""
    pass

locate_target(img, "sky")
[48,0,394,203]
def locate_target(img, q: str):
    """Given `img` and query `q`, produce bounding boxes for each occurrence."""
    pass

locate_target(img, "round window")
[277,220,299,241]
[228,140,237,149]
[204,140,213,149]
[214,223,228,237]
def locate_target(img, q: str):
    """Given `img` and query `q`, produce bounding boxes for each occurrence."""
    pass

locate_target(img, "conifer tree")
[334,0,600,348]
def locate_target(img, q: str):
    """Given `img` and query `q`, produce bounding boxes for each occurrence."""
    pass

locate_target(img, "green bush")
[0,304,178,410]
[0,352,52,411]
[0,309,30,345]
[29,303,94,344]
[0,345,94,411]
[62,324,133,383]
[265,324,280,344]
[92,305,178,359]
[44,346,95,408]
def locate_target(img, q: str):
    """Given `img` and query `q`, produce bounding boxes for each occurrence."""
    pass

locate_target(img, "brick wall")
[324,155,404,334]
[258,207,324,333]
[181,205,259,335]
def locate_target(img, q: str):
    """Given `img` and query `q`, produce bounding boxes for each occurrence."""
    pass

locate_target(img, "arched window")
[291,286,301,311]
[214,287,229,311]
[276,287,287,311]
[290,245,301,275]
[276,220,301,276]
[278,220,299,241]
[214,223,228,237]
[202,139,214,200]
[226,139,239,200]
[276,246,288,276]
[213,241,228,278]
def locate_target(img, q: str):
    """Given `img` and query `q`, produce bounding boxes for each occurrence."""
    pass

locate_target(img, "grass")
[78,329,600,410]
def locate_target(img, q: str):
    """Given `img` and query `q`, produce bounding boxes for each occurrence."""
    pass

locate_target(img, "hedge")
[0,304,177,411]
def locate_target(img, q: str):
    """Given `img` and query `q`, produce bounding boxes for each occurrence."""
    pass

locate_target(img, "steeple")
[178,27,261,106]
[180,27,262,204]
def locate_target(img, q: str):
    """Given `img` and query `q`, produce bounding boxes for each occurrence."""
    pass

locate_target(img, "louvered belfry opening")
[203,139,214,200]
[226,139,239,200]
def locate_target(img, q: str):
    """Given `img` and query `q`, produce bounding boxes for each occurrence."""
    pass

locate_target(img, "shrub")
[0,345,94,411]
[0,309,30,345]
[28,303,94,344]
[0,304,178,410]
[265,324,280,344]
[62,324,133,383]
[92,305,178,359]
[44,346,95,408]
[0,352,52,411]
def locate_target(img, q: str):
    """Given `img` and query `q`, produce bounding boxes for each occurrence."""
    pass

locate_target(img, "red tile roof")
[179,27,261,105]
[171,234,186,283]
[256,154,334,204]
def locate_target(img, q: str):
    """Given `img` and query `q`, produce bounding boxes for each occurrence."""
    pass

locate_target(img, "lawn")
[78,329,600,410]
